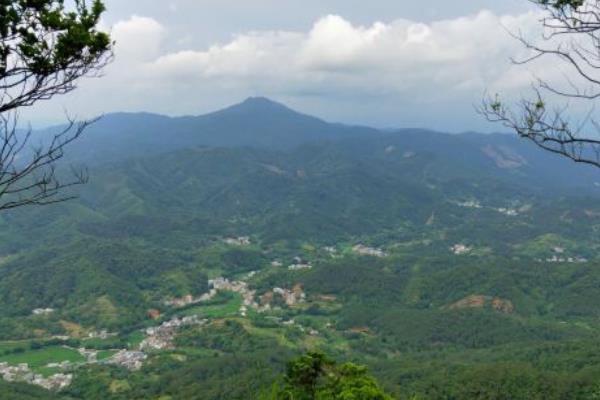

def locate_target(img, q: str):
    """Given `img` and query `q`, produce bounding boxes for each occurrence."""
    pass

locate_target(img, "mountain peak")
[241,96,281,106]
[206,96,314,122]
[235,96,292,112]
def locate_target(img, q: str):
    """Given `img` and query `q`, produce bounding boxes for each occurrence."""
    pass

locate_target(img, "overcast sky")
[30,0,546,131]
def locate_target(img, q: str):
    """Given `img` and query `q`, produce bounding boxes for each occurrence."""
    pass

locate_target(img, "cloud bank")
[38,10,548,131]
[138,11,539,95]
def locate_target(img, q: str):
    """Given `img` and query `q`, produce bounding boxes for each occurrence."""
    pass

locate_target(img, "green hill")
[2,100,600,398]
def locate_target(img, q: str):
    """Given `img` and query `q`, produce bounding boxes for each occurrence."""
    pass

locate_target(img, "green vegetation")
[96,351,117,361]
[0,380,60,400]
[3,109,600,398]
[266,352,391,400]
[0,346,84,371]
[177,292,242,319]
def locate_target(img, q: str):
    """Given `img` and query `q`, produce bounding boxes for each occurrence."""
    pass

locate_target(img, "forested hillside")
[1,100,600,399]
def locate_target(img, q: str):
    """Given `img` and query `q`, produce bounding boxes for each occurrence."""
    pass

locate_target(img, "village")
[0,362,72,391]
[0,269,316,392]
[9,242,326,393]
[140,315,208,351]
[352,244,388,258]
[165,273,308,318]
[454,198,522,216]
[451,244,472,255]
[541,247,588,263]
[0,314,210,390]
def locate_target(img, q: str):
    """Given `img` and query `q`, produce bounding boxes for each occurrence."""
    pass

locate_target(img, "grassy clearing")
[0,340,31,354]
[175,347,217,358]
[125,331,145,349]
[0,346,84,369]
[236,318,295,348]
[178,293,242,319]
[35,366,61,377]
[82,336,122,350]
[97,350,118,361]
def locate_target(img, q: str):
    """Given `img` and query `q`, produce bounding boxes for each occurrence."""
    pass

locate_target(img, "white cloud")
[31,9,558,131]
[149,31,304,80]
[135,10,543,100]
[113,15,166,62]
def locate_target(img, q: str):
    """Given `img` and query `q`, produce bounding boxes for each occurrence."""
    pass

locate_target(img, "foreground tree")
[0,0,111,211]
[481,0,600,168]
[266,352,392,400]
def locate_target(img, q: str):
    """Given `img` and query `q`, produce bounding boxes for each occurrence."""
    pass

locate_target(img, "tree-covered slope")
[2,100,600,398]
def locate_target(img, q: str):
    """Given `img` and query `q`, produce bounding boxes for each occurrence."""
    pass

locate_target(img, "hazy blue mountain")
[30,97,600,195]
[35,97,379,164]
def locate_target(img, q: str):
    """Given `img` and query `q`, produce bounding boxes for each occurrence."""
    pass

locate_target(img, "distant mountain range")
[38,97,377,164]
[33,96,600,194]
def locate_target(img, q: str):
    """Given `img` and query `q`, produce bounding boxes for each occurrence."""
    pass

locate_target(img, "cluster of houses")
[106,350,147,371]
[32,308,54,316]
[87,330,117,340]
[163,290,216,308]
[287,256,313,270]
[10,255,323,392]
[280,319,319,336]
[223,236,251,246]
[288,262,313,271]
[0,362,72,391]
[456,200,483,209]
[77,348,98,363]
[323,246,337,255]
[107,316,208,370]
[538,246,589,263]
[0,342,149,390]
[273,285,306,307]
[7,257,324,392]
[163,277,261,316]
[210,277,260,315]
[455,199,521,216]
[451,244,472,255]
[353,244,388,258]
[323,246,336,253]
[545,255,588,263]
[267,256,314,271]
[447,294,515,314]
[0,313,208,390]
[140,315,207,351]
[210,277,306,315]
[6,260,320,391]
[213,277,308,314]
[495,207,518,216]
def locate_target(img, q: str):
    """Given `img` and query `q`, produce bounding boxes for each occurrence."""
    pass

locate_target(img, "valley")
[2,99,600,398]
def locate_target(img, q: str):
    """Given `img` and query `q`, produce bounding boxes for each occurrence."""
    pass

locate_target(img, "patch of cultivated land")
[97,350,119,361]
[0,346,85,371]
[0,340,31,353]
[177,293,243,319]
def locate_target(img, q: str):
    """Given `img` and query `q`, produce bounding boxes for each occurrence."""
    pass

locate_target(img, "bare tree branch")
[0,1,112,212]
[483,0,600,167]
[0,115,95,211]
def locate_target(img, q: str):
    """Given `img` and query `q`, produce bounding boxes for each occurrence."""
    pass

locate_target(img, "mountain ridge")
[27,96,600,194]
